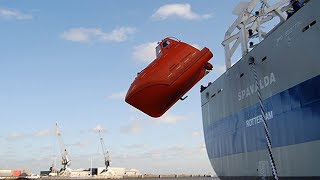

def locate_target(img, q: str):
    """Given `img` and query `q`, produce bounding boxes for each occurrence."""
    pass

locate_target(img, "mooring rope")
[249,57,279,180]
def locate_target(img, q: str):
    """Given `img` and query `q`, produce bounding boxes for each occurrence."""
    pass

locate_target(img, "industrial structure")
[55,122,72,176]
[37,123,141,178]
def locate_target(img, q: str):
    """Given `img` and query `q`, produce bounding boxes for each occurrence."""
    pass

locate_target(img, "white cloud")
[5,132,25,141]
[92,124,107,134]
[105,27,137,42]
[0,8,33,20]
[132,42,158,63]
[72,139,91,147]
[115,144,206,164]
[34,129,51,137]
[109,144,213,175]
[108,91,126,100]
[153,113,188,124]
[61,27,136,43]
[213,63,226,76]
[126,144,149,150]
[5,129,52,140]
[192,130,201,137]
[151,3,212,21]
[120,119,142,134]
[132,41,201,63]
[166,145,185,155]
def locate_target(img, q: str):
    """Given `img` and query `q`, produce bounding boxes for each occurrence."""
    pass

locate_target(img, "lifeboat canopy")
[125,37,213,117]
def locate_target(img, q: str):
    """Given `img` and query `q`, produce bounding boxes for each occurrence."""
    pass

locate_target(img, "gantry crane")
[55,122,71,172]
[98,129,110,173]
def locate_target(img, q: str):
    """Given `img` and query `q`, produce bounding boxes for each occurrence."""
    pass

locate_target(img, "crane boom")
[55,122,71,170]
[98,129,110,171]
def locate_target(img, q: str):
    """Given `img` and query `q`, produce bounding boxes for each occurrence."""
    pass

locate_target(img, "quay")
[0,174,213,179]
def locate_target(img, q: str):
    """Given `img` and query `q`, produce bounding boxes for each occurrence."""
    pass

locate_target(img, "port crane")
[98,129,110,173]
[55,122,71,172]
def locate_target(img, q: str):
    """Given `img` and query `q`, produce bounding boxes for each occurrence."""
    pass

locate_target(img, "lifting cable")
[249,57,279,180]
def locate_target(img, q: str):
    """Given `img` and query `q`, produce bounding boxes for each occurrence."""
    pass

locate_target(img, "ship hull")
[201,0,320,179]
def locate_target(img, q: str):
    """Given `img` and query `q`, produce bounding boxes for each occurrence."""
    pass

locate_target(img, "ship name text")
[238,72,276,101]
[246,111,274,127]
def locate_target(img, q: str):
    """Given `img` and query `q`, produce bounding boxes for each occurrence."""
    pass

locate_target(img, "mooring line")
[249,57,279,180]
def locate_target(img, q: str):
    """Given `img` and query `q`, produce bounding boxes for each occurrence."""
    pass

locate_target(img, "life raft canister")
[125,37,213,117]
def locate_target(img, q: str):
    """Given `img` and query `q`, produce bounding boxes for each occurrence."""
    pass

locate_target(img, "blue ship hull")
[204,74,320,158]
[200,0,320,178]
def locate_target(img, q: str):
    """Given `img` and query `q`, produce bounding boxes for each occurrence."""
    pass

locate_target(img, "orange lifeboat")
[125,37,213,117]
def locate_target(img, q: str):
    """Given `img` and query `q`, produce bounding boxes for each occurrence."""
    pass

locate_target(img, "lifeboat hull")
[125,38,213,117]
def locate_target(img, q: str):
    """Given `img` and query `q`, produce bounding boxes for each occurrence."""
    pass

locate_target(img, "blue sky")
[0,0,257,175]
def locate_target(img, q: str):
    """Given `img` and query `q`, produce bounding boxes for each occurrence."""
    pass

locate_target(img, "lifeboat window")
[156,44,162,58]
[162,40,171,48]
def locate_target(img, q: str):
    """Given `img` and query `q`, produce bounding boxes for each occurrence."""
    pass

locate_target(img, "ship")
[200,0,320,179]
[125,0,319,179]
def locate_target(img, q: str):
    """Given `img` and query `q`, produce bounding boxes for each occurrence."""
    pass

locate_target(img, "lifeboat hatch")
[125,37,213,117]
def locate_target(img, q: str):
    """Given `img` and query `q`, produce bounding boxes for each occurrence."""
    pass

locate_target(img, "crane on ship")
[98,128,110,173]
[55,122,71,174]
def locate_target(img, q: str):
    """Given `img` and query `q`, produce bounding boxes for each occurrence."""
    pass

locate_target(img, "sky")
[0,0,280,175]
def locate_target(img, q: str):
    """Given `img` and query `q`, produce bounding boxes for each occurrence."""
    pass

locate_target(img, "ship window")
[206,92,210,99]
[218,89,223,93]
[162,40,171,48]
[211,93,216,98]
[302,20,317,32]
[240,73,244,78]
[155,44,162,58]
[262,56,267,62]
